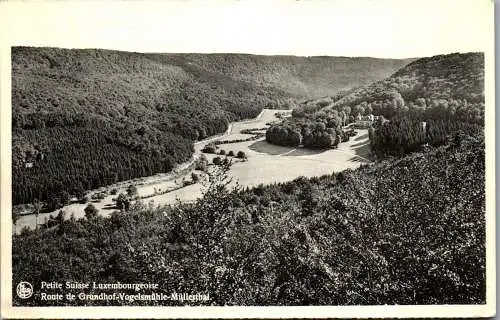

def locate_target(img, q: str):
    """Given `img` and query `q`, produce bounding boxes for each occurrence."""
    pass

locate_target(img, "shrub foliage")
[12,133,485,306]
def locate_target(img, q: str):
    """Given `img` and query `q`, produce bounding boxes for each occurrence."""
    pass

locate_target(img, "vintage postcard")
[0,0,495,318]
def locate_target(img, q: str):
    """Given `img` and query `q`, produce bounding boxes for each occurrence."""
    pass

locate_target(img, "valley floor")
[13,109,371,233]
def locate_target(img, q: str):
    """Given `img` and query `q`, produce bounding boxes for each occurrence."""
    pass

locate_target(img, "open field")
[213,129,370,188]
[14,109,371,233]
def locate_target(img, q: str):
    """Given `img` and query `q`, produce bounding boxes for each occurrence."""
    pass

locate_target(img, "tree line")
[368,117,483,158]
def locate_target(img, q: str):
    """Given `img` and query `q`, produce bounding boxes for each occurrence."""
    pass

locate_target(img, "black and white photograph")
[0,0,495,318]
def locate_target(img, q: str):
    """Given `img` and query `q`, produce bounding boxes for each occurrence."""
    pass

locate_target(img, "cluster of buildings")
[353,113,378,129]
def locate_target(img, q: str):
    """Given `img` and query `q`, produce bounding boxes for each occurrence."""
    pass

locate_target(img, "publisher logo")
[16,281,33,299]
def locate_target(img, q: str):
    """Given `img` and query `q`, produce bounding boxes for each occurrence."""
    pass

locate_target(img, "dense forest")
[368,117,483,158]
[12,132,485,306]
[12,47,408,205]
[13,116,193,205]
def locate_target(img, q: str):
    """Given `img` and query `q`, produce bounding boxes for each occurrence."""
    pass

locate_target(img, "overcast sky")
[0,0,493,59]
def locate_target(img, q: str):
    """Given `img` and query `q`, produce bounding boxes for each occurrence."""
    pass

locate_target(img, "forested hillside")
[13,132,485,306]
[296,52,484,122]
[164,54,414,97]
[12,47,408,205]
[363,53,485,158]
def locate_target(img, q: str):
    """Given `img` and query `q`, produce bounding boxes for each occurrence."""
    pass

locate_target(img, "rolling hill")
[323,52,484,122]
[155,53,415,98]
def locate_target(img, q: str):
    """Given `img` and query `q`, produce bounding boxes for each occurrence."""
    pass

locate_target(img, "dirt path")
[278,148,298,156]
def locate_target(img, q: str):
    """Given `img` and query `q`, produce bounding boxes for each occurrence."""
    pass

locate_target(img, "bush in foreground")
[236,151,246,159]
[213,156,222,165]
[12,134,485,306]
[84,203,98,220]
